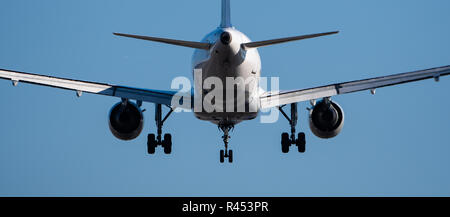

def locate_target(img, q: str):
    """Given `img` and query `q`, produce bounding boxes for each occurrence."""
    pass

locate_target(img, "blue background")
[0,0,449,196]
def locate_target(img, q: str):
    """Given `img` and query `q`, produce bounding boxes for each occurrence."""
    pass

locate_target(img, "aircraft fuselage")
[191,27,262,125]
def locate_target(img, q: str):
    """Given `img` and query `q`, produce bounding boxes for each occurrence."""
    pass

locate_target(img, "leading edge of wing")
[0,68,180,106]
[260,65,450,109]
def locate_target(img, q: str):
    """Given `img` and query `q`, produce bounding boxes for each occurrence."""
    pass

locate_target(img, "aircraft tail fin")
[220,0,232,28]
[113,33,211,50]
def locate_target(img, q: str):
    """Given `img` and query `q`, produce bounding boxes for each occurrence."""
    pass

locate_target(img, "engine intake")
[108,100,144,141]
[309,99,344,139]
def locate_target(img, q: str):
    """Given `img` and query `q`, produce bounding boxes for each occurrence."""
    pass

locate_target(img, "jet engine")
[309,98,344,139]
[108,100,144,141]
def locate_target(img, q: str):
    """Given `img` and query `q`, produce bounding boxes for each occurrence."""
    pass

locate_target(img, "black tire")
[297,132,306,153]
[281,132,290,153]
[147,134,156,154]
[163,134,172,154]
[220,150,225,163]
[228,150,233,163]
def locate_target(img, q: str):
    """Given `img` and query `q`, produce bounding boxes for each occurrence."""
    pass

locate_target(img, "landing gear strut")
[219,123,234,163]
[147,104,174,155]
[279,103,306,153]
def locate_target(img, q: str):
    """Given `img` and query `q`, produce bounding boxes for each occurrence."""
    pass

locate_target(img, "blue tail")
[220,0,232,28]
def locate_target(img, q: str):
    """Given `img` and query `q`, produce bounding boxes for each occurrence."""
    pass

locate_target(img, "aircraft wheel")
[163,134,172,154]
[220,150,225,163]
[147,134,156,154]
[281,132,290,153]
[228,150,233,163]
[297,132,306,153]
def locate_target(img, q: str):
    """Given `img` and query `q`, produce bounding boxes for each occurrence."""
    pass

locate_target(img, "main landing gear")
[147,104,174,155]
[278,103,306,153]
[219,123,234,163]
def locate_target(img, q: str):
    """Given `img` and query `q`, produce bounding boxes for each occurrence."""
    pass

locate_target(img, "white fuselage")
[191,27,262,125]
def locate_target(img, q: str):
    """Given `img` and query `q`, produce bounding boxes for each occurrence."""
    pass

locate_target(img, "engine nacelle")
[309,99,345,139]
[108,100,144,141]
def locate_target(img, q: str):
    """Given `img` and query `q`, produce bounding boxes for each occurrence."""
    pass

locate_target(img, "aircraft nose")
[220,31,232,45]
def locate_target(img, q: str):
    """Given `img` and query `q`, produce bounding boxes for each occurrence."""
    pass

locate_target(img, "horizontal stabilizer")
[114,33,211,50]
[242,31,339,49]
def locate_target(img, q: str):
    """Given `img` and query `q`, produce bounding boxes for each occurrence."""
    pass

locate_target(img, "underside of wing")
[0,68,183,107]
[260,65,450,109]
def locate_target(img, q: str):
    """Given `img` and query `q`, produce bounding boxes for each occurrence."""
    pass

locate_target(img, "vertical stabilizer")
[220,0,232,28]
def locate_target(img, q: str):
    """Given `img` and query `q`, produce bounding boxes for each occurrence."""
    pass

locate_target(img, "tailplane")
[113,33,211,50]
[242,31,339,49]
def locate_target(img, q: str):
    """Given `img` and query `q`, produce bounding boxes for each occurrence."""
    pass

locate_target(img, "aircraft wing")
[0,68,181,106]
[260,65,450,109]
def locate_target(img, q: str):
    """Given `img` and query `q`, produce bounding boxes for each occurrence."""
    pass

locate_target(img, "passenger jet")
[1,0,449,163]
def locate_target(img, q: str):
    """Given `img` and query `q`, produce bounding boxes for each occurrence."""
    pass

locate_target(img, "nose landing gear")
[219,123,234,163]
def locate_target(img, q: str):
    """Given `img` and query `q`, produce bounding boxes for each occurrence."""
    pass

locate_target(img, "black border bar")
[0,197,448,216]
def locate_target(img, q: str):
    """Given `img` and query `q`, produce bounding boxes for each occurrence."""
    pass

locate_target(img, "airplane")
[0,0,449,163]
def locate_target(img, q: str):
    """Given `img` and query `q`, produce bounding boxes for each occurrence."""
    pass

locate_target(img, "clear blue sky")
[0,0,449,196]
